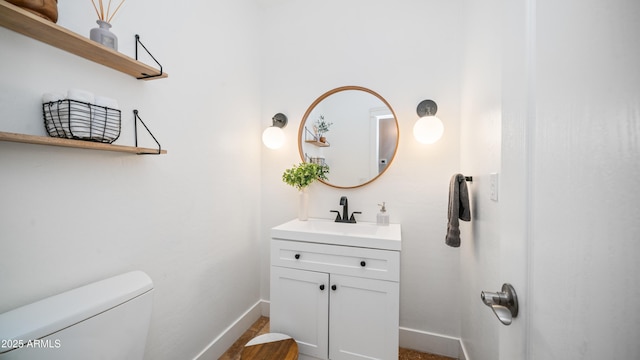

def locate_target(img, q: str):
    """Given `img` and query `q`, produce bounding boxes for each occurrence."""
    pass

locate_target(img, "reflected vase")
[298,189,309,221]
[90,20,118,50]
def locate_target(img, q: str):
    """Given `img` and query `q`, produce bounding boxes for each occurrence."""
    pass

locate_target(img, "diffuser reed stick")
[107,0,126,22]
[90,0,101,19]
[91,0,126,22]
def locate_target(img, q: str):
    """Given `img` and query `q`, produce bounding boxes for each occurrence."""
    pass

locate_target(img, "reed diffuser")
[89,0,126,50]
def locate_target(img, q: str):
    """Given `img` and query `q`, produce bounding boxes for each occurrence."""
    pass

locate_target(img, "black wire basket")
[43,99,121,144]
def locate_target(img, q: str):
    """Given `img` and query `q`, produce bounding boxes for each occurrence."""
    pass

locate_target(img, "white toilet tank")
[0,271,153,360]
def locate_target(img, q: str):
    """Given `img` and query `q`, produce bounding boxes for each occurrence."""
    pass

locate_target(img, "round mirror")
[298,86,399,189]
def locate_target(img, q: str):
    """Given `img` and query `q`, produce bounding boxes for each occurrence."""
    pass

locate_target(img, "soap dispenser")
[377,202,389,226]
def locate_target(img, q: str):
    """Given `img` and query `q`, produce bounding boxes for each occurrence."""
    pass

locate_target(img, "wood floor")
[219,317,456,360]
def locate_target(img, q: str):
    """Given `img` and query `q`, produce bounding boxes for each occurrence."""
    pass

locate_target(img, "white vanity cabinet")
[270,219,401,360]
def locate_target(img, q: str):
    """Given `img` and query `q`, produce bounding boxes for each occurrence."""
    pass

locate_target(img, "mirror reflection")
[298,86,399,189]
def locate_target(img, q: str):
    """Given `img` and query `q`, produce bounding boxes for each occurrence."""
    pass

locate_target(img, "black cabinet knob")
[319,284,325,291]
[360,261,366,267]
[294,254,300,260]
[331,284,337,291]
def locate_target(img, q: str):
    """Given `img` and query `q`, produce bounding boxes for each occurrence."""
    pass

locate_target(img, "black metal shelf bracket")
[135,34,163,79]
[133,110,162,155]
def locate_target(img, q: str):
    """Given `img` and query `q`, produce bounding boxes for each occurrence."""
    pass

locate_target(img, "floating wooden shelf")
[305,140,330,147]
[1,2,167,154]
[0,0,167,80]
[0,131,167,155]
[303,127,330,147]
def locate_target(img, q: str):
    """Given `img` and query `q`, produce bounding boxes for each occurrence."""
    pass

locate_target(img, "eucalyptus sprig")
[282,162,329,191]
[314,115,333,136]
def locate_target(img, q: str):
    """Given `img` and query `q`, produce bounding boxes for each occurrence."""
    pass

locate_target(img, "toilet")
[0,271,153,360]
[241,333,298,360]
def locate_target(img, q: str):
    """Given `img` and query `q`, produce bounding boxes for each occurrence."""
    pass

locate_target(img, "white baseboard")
[192,300,265,360]
[259,299,270,317]
[399,326,462,359]
[459,340,469,360]
[194,300,469,360]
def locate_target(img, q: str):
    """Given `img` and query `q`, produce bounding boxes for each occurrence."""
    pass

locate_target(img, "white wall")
[459,1,534,359]
[497,0,532,358]
[458,0,503,357]
[258,0,465,346]
[0,1,263,359]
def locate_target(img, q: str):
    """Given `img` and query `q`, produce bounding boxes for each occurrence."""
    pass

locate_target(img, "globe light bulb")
[262,126,285,149]
[413,115,444,144]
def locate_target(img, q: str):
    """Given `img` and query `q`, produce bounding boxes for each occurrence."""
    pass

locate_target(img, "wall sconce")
[413,99,444,144]
[262,113,288,149]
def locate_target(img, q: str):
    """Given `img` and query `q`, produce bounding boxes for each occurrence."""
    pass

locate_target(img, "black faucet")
[330,196,361,223]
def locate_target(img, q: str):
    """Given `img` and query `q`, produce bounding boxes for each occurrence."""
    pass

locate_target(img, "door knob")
[319,284,325,291]
[481,283,518,326]
[331,284,337,291]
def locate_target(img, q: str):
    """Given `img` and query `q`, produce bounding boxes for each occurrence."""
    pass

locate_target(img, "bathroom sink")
[271,218,401,251]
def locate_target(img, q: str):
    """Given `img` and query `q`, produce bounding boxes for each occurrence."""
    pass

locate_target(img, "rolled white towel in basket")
[94,95,119,109]
[67,88,95,104]
[66,89,95,138]
[90,96,119,140]
[42,92,65,103]
[42,92,70,137]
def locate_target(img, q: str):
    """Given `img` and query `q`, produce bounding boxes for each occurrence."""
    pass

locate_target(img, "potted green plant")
[282,162,329,220]
[314,115,333,143]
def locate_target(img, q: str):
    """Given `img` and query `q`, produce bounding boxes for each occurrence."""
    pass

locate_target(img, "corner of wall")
[192,300,265,360]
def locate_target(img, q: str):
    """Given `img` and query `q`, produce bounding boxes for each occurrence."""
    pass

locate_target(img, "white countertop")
[271,218,401,251]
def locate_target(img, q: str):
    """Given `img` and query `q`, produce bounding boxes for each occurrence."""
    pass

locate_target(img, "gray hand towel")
[446,174,471,247]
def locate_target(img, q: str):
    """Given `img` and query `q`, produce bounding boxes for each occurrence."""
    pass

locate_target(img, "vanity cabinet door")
[328,274,399,360]
[270,266,329,359]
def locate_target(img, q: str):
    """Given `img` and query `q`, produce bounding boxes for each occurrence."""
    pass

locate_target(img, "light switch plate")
[489,173,499,201]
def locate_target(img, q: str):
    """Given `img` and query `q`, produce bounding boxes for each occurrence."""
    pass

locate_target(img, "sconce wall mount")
[271,113,288,129]
[416,99,438,118]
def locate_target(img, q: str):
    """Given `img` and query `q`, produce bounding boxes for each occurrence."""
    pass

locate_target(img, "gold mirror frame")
[297,86,400,189]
